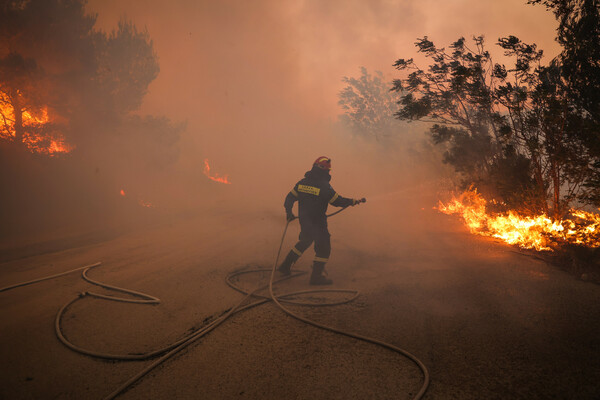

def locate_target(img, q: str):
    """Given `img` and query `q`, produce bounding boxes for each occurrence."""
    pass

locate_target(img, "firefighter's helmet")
[313,156,332,170]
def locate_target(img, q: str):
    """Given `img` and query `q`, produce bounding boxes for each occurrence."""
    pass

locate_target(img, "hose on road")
[2,208,429,399]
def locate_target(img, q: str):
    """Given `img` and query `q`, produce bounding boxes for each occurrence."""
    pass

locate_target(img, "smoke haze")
[2,0,560,253]
[85,0,559,206]
[5,5,600,400]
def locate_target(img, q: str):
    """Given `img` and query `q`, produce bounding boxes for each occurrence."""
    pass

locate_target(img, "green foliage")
[529,0,600,122]
[529,0,600,203]
[393,34,599,216]
[392,36,496,135]
[94,18,160,116]
[437,127,493,180]
[485,146,542,213]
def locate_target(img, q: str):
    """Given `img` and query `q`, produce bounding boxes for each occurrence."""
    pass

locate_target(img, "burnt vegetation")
[0,0,182,240]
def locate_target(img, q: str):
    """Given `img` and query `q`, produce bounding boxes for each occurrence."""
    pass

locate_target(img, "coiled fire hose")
[1,205,430,399]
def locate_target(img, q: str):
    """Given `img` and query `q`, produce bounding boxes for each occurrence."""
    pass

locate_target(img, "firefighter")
[278,156,365,285]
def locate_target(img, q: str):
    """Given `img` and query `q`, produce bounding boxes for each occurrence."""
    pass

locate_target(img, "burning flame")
[120,188,155,208]
[203,159,231,184]
[437,187,600,251]
[0,103,73,155]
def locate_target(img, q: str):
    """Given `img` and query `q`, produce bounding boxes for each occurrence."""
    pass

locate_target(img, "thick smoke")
[0,0,559,260]
[85,0,559,205]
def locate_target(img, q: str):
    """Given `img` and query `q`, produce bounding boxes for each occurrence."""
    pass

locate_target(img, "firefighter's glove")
[286,212,297,222]
[353,198,367,206]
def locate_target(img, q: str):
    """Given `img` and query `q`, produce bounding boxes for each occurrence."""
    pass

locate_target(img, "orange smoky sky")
[87,0,559,121]
[85,0,560,200]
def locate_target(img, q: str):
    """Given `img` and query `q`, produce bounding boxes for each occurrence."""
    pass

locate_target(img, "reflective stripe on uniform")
[314,256,329,263]
[291,189,298,197]
[329,192,339,204]
[297,184,320,196]
[292,247,303,256]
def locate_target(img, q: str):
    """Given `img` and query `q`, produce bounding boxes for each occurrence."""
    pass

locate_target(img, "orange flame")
[437,187,600,251]
[0,103,73,155]
[120,189,126,196]
[203,159,231,184]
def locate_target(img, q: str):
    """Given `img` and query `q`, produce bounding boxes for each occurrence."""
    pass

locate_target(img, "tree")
[530,0,600,122]
[0,0,163,154]
[338,67,402,142]
[0,0,98,152]
[93,18,160,119]
[0,0,181,237]
[494,35,596,215]
[392,35,596,216]
[529,0,600,204]
[0,52,43,145]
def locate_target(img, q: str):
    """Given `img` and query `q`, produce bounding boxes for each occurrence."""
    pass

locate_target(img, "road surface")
[1,195,599,399]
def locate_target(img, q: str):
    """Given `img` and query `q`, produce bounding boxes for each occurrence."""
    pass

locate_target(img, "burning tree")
[0,54,73,155]
[0,0,95,154]
[0,0,168,156]
[0,53,36,145]
[0,0,181,237]
[1,58,71,155]
[392,34,600,218]
[392,2,600,262]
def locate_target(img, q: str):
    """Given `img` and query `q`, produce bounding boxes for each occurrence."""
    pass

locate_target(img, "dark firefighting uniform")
[283,166,357,265]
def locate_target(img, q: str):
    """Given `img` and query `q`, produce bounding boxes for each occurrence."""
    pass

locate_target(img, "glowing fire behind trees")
[0,101,73,156]
[203,159,231,184]
[437,187,600,251]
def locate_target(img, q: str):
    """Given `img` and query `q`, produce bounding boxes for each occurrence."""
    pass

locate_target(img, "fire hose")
[1,203,430,400]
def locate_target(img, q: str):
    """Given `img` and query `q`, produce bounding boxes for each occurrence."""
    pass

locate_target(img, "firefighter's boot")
[277,251,299,275]
[309,261,332,285]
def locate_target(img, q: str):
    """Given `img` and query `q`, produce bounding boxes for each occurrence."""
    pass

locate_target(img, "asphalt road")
[1,197,599,399]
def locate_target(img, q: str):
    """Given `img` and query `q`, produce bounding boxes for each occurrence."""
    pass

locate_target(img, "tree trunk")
[550,160,561,219]
[11,92,24,145]
[531,155,548,214]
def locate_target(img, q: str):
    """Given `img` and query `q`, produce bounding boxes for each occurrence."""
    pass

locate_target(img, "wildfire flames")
[203,159,231,184]
[437,187,600,251]
[0,103,73,156]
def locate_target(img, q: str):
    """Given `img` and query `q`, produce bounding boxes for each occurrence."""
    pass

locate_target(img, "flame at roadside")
[203,158,231,184]
[437,187,600,251]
